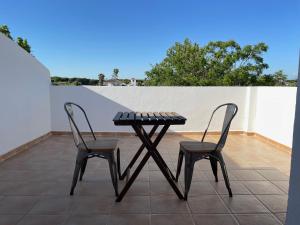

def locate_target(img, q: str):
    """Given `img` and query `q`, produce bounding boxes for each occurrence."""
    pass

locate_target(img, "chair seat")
[78,139,118,153]
[180,141,217,153]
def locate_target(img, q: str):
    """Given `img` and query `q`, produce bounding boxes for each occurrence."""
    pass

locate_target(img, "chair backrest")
[201,103,238,151]
[64,102,96,150]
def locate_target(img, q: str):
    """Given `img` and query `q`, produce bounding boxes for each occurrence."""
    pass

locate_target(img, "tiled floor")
[0,134,291,225]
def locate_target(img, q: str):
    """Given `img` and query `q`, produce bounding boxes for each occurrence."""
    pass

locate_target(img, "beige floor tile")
[186,181,217,195]
[211,181,251,195]
[0,196,40,214]
[193,214,238,225]
[126,181,150,196]
[0,214,23,225]
[64,214,110,225]
[151,214,194,225]
[256,169,289,181]
[110,214,150,225]
[111,196,150,214]
[150,196,189,214]
[150,181,180,196]
[221,195,269,214]
[256,195,288,213]
[188,195,229,214]
[235,214,281,225]
[243,181,284,195]
[16,215,67,225]
[29,196,72,215]
[274,213,286,224]
[69,196,113,215]
[230,170,266,181]
[272,181,289,194]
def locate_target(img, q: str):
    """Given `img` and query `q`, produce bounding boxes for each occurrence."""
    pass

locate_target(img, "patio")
[0,133,290,225]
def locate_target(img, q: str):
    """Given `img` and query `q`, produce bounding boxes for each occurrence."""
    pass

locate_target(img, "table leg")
[139,126,176,180]
[118,125,158,180]
[132,125,184,200]
[116,125,167,202]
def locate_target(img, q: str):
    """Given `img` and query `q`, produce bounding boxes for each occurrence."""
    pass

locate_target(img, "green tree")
[273,70,287,86]
[0,25,32,53]
[145,39,269,86]
[112,68,119,80]
[17,37,31,53]
[0,25,13,40]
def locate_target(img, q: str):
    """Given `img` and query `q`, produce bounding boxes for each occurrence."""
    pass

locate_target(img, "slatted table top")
[113,112,187,125]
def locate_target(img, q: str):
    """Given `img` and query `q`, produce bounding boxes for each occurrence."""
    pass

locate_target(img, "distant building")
[129,78,137,86]
[103,79,127,86]
[98,74,138,86]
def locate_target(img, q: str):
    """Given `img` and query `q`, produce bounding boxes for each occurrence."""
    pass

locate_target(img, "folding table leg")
[133,125,184,200]
[116,125,162,202]
[140,126,176,180]
[118,125,158,180]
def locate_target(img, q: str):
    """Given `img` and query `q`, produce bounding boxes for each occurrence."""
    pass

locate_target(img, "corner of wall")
[243,87,258,132]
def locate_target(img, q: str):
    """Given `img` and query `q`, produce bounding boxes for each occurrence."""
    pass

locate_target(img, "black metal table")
[113,112,187,202]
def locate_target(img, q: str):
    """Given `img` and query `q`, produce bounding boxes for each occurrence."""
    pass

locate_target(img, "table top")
[113,112,186,126]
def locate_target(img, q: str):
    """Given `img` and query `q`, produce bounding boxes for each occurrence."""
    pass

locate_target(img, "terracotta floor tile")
[193,214,238,225]
[64,215,110,225]
[188,195,229,214]
[0,196,40,214]
[274,213,286,224]
[256,169,289,181]
[111,196,150,214]
[243,181,284,195]
[211,181,251,195]
[221,195,269,214]
[0,214,23,225]
[16,215,67,225]
[235,214,281,225]
[151,214,194,225]
[110,214,150,225]
[256,195,288,213]
[151,196,189,214]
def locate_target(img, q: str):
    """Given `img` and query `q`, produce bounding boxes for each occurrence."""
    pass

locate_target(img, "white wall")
[50,86,248,133]
[50,86,296,148]
[254,87,296,147]
[0,34,51,156]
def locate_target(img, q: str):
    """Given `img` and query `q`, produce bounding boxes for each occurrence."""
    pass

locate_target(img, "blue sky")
[1,0,299,79]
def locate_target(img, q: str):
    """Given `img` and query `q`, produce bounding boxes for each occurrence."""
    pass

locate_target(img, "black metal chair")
[64,102,119,196]
[175,103,238,200]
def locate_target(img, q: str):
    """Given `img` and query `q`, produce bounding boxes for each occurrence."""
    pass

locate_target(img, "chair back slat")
[65,104,81,146]
[217,104,238,150]
[201,103,238,151]
[64,102,96,151]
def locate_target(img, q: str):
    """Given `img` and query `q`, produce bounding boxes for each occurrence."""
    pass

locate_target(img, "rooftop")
[0,133,290,225]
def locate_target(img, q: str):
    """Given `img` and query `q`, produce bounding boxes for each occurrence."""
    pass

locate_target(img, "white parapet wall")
[50,86,249,133]
[253,87,297,147]
[50,86,296,148]
[0,34,51,156]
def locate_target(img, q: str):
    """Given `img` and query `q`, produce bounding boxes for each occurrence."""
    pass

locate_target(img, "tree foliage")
[17,37,31,53]
[112,68,119,80]
[0,24,32,53]
[0,25,13,40]
[145,39,274,86]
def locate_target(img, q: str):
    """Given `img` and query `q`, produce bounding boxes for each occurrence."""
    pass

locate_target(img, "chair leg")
[108,154,119,197]
[209,156,218,182]
[175,150,184,182]
[184,153,195,200]
[218,153,232,197]
[70,152,85,195]
[116,148,122,179]
[79,158,88,181]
